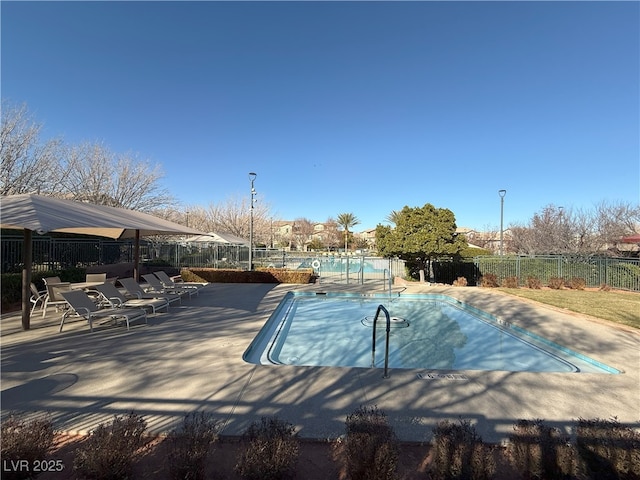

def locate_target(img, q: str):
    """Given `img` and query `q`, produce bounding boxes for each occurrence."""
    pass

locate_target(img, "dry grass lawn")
[497,288,639,329]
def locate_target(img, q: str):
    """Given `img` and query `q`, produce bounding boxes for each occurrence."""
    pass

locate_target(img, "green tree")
[337,212,360,252]
[376,204,467,282]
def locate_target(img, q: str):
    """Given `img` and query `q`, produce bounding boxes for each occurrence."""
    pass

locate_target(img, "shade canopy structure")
[1,194,206,330]
[0,194,205,239]
[185,231,249,246]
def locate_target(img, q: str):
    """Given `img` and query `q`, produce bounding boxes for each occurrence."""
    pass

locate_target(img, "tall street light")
[248,172,257,270]
[499,189,507,255]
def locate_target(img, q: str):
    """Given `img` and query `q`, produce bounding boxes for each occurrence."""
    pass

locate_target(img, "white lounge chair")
[155,270,204,295]
[30,283,47,315]
[118,277,182,306]
[85,273,107,283]
[42,283,72,318]
[95,282,169,314]
[142,273,195,299]
[60,289,147,332]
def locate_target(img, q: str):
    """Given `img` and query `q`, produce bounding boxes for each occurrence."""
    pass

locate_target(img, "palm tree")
[336,212,360,252]
[386,210,401,225]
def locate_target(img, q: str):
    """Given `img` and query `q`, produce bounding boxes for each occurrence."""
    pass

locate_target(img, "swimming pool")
[243,292,620,374]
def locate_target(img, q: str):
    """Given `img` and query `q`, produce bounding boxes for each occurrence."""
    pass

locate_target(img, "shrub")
[548,277,565,290]
[430,419,495,480]
[576,417,640,479]
[526,276,542,289]
[145,258,171,267]
[73,412,149,480]
[502,276,519,288]
[452,276,468,287]
[166,411,220,480]
[234,416,299,480]
[480,273,499,288]
[339,405,399,480]
[567,277,587,290]
[0,274,23,310]
[507,419,576,479]
[606,262,640,291]
[1,414,55,480]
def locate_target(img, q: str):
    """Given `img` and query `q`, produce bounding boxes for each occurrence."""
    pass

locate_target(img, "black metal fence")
[1,236,136,273]
[0,237,406,285]
[472,255,640,291]
[2,236,637,291]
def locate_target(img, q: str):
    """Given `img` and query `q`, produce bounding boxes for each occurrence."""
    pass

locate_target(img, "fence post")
[557,256,562,279]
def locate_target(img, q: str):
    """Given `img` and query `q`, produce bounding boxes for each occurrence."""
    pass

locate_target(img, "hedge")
[181,268,315,284]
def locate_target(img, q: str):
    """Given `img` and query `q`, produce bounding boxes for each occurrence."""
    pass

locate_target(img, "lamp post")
[498,189,506,255]
[248,172,257,270]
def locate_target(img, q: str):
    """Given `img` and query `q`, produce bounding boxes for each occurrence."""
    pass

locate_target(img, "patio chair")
[42,283,72,318]
[155,270,204,294]
[142,273,196,299]
[30,283,47,315]
[43,276,64,285]
[85,273,107,283]
[60,289,147,332]
[95,282,169,314]
[118,277,182,306]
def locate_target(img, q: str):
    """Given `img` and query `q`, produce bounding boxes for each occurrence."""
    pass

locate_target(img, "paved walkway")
[1,283,638,443]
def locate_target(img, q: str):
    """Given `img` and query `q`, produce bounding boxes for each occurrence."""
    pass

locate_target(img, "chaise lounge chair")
[154,270,205,295]
[95,282,169,314]
[141,273,195,300]
[118,277,183,306]
[60,289,147,332]
[85,273,107,283]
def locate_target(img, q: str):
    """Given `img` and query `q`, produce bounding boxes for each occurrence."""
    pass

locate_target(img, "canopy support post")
[21,229,33,330]
[133,230,141,281]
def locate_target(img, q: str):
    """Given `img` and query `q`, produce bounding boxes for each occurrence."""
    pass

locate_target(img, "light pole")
[499,189,506,255]
[248,172,257,270]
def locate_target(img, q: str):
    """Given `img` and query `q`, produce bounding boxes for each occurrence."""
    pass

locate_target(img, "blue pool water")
[243,292,619,374]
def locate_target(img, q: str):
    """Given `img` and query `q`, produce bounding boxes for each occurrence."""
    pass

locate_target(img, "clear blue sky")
[3,1,639,231]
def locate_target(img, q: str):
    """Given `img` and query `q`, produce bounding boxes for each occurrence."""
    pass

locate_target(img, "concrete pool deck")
[1,283,638,444]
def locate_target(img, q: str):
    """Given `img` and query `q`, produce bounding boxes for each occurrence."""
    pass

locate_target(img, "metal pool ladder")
[370,304,391,378]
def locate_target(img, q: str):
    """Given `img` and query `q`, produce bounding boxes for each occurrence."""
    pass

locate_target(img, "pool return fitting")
[370,304,391,378]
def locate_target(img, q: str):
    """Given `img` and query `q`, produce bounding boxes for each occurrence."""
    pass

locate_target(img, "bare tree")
[61,142,175,212]
[176,205,209,232]
[1,101,63,195]
[1,102,175,212]
[322,217,341,250]
[509,205,583,255]
[592,200,640,253]
[509,201,640,256]
[200,195,272,244]
[292,217,314,251]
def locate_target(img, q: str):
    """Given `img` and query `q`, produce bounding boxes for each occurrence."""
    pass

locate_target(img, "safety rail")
[370,304,391,378]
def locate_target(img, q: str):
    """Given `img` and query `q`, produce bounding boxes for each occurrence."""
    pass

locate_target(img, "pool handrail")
[370,304,391,378]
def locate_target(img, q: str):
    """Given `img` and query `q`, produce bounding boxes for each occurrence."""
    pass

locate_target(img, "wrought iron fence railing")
[473,255,640,291]
[2,236,636,291]
[1,236,136,273]
[1,237,406,286]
